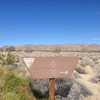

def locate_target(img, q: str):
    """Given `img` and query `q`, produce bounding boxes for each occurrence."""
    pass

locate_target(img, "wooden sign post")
[49,78,55,100]
[23,57,79,100]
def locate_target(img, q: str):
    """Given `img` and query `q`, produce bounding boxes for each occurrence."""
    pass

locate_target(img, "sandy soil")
[78,66,100,100]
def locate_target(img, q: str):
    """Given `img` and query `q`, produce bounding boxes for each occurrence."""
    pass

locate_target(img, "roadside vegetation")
[0,66,35,100]
[0,51,100,100]
[0,52,36,100]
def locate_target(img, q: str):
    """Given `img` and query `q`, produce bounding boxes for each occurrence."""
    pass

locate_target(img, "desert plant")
[76,81,92,97]
[0,66,36,100]
[0,52,16,65]
[0,67,4,76]
[75,66,86,74]
[0,53,7,65]
[32,80,49,99]
[91,73,100,83]
[79,60,88,67]
[91,67,100,83]
[72,71,81,78]
[79,55,96,67]
[5,46,15,52]
[67,84,84,100]
[24,48,33,53]
[67,81,92,100]
[6,52,16,65]
[52,48,61,53]
[55,78,74,97]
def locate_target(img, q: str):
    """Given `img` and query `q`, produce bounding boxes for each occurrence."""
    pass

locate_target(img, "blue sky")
[0,0,99,46]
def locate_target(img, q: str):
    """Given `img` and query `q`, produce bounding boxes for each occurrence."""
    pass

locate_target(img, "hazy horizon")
[1,43,100,48]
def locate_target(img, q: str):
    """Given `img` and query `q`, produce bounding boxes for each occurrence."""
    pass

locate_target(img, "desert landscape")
[0,44,100,100]
[0,0,99,99]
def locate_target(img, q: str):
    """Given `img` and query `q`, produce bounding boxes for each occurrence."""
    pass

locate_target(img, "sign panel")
[23,57,79,79]
[23,58,35,68]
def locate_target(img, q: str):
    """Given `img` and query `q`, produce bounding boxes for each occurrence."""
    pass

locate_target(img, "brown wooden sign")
[23,57,79,80]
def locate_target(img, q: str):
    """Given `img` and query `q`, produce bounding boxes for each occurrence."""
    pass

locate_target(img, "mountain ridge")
[0,44,100,52]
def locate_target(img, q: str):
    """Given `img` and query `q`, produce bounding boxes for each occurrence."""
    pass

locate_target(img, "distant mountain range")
[0,44,100,52]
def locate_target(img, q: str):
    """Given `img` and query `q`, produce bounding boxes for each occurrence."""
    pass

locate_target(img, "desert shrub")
[16,55,20,63]
[5,46,15,52]
[52,48,61,53]
[0,54,7,65]
[56,95,67,100]
[0,66,36,100]
[67,84,84,100]
[79,60,88,67]
[67,81,92,100]
[4,75,24,92]
[1,59,7,65]
[75,66,86,74]
[55,78,74,97]
[72,71,81,78]
[91,67,100,83]
[0,48,4,52]
[0,67,4,76]
[6,52,16,65]
[32,80,49,98]
[79,56,95,67]
[86,55,99,66]
[0,52,16,65]
[31,78,92,100]
[3,91,35,100]
[89,60,96,67]
[91,55,98,61]
[76,81,92,97]
[55,79,92,100]
[2,92,18,100]
[24,48,33,53]
[31,78,73,99]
